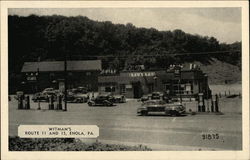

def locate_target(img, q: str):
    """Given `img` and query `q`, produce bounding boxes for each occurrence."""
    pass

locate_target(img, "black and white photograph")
[1,1,249,160]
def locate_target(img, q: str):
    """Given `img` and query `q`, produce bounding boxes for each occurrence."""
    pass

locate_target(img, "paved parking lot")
[8,95,242,150]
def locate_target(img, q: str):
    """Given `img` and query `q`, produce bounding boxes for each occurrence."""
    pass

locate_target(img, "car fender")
[103,100,112,105]
[88,101,95,105]
[137,107,147,112]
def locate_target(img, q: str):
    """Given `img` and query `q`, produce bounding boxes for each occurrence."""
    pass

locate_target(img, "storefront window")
[148,83,154,93]
[105,86,115,92]
[185,83,192,94]
[120,84,126,94]
[100,86,105,92]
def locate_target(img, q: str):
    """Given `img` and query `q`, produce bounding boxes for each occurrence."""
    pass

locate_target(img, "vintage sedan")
[140,94,151,102]
[137,100,185,116]
[64,92,89,103]
[32,92,53,102]
[87,94,113,106]
[42,88,55,94]
[64,94,85,103]
[113,94,126,103]
[151,92,163,100]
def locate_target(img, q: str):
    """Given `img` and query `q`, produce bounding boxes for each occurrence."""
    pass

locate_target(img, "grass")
[9,136,152,151]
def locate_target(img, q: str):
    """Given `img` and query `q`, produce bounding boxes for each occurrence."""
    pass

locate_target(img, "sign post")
[174,67,182,104]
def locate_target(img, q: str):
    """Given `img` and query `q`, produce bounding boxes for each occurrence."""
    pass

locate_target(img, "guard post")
[18,95,24,110]
[56,94,62,110]
[211,95,214,112]
[24,95,30,109]
[48,95,54,110]
[215,94,219,112]
[198,93,205,112]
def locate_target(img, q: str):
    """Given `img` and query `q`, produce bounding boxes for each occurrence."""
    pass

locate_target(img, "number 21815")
[202,133,219,140]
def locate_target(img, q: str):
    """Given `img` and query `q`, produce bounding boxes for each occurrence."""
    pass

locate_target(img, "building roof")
[21,60,102,72]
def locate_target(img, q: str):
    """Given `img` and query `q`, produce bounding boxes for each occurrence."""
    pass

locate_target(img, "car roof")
[44,88,54,90]
[152,92,162,94]
[144,100,166,103]
[99,93,111,96]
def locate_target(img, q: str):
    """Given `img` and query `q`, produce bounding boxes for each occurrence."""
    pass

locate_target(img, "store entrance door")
[132,82,142,98]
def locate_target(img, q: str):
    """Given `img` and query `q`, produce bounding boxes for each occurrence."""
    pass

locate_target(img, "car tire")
[170,110,179,117]
[104,102,109,106]
[141,111,148,116]
[76,99,83,103]
[88,102,93,106]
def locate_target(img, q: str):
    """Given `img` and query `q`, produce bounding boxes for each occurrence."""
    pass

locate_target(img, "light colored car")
[87,94,113,106]
[113,94,126,103]
[137,100,186,116]
[140,94,149,102]
[151,92,163,100]
[42,88,55,94]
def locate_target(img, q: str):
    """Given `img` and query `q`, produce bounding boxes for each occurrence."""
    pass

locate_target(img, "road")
[8,96,242,151]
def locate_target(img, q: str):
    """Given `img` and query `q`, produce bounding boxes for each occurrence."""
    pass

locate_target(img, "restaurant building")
[21,60,102,93]
[98,64,211,99]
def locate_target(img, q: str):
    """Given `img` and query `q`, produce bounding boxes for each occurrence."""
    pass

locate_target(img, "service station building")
[98,64,210,99]
[21,60,210,99]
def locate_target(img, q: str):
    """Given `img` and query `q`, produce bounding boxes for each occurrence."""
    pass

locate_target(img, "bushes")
[9,136,151,151]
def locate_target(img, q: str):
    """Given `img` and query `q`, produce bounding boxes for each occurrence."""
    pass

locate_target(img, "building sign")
[126,84,132,89]
[174,69,181,78]
[129,72,156,77]
[26,76,37,81]
[59,81,65,92]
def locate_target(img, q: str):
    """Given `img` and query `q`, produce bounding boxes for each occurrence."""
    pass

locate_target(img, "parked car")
[64,91,89,103]
[87,94,113,106]
[140,94,151,102]
[32,92,56,102]
[76,86,88,93]
[42,88,55,94]
[163,92,171,103]
[32,92,49,102]
[137,100,186,116]
[113,94,126,103]
[151,92,163,100]
[64,94,85,103]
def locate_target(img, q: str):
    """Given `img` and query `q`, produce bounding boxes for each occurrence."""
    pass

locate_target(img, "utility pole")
[37,57,41,110]
[37,67,41,110]
[63,42,68,111]
[205,74,209,112]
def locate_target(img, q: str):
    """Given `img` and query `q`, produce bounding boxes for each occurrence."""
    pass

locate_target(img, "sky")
[8,8,242,44]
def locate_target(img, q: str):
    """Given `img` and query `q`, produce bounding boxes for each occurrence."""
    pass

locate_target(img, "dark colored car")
[32,92,49,102]
[137,100,186,116]
[69,87,88,94]
[113,94,126,103]
[151,92,163,100]
[64,91,89,103]
[140,94,151,102]
[64,94,85,103]
[87,95,113,106]
[163,93,171,103]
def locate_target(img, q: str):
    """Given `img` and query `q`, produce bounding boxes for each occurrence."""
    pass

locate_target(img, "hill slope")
[191,58,241,84]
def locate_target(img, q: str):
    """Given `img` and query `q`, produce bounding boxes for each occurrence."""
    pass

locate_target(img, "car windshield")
[44,88,54,91]
[97,96,107,99]
[143,100,166,105]
[152,92,161,96]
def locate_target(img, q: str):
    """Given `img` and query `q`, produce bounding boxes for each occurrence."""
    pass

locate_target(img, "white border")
[1,1,249,160]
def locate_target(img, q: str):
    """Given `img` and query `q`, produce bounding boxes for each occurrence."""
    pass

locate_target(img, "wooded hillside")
[8,15,241,73]
[8,14,241,86]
